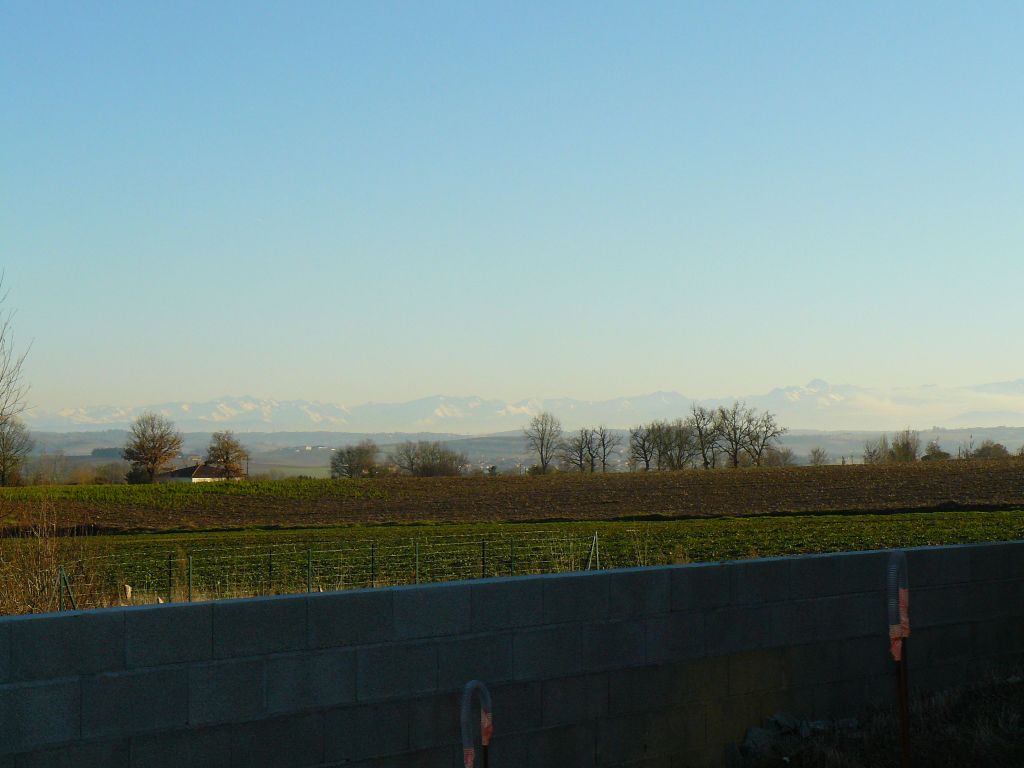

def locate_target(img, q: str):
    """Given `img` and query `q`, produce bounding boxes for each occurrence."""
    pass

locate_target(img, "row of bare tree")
[523,402,787,473]
[329,439,468,478]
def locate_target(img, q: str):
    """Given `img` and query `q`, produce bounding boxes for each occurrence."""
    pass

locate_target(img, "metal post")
[307,548,313,593]
[509,539,515,576]
[596,533,600,570]
[167,553,174,603]
[481,540,487,579]
[414,541,420,584]
[897,640,911,768]
[187,556,193,603]
[370,541,376,588]
[267,550,273,595]
[58,566,65,611]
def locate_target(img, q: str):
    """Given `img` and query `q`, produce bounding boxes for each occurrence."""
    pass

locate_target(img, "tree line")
[329,439,469,478]
[523,401,787,473]
[862,430,1024,464]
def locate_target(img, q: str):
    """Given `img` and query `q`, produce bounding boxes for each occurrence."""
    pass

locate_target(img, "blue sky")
[3,2,1023,411]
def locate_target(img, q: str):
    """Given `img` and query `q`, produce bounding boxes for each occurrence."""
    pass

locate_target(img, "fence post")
[267,550,274,595]
[414,541,420,584]
[481,540,487,579]
[167,553,174,603]
[58,566,64,611]
[509,539,515,576]
[370,541,376,588]
[187,555,193,603]
[307,548,313,593]
[58,565,77,611]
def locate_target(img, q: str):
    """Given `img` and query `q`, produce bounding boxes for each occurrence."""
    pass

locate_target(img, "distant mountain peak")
[22,378,1024,433]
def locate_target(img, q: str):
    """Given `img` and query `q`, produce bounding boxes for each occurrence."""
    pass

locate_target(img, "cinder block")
[0,621,10,683]
[906,546,970,587]
[393,583,470,640]
[129,726,232,768]
[356,641,437,701]
[836,550,886,594]
[669,564,729,612]
[125,603,212,668]
[914,623,973,668]
[595,710,681,765]
[911,585,968,628]
[817,593,885,641]
[470,578,543,632]
[542,572,609,625]
[488,680,544,735]
[768,600,818,647]
[81,668,188,739]
[608,569,670,618]
[308,590,395,649]
[729,559,791,605]
[728,650,787,695]
[188,659,265,725]
[839,635,890,681]
[229,712,323,768]
[13,739,130,768]
[542,673,608,728]
[789,554,841,599]
[703,606,771,656]
[436,632,513,691]
[212,595,306,658]
[9,610,124,681]
[265,648,356,714]
[580,620,645,672]
[512,625,581,681]
[489,722,594,768]
[608,666,684,715]
[408,690,460,752]
[324,701,409,763]
[0,680,79,754]
[645,613,704,664]
[965,541,1013,582]
[785,641,843,688]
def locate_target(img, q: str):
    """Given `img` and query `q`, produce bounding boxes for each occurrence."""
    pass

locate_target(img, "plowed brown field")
[3,460,1023,534]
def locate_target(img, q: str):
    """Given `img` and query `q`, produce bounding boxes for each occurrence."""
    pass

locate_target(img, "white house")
[155,464,240,483]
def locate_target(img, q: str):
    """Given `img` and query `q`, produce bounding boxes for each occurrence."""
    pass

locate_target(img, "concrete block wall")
[0,540,1021,767]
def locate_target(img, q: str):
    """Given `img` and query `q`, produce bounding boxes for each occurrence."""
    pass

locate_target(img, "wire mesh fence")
[4,529,611,614]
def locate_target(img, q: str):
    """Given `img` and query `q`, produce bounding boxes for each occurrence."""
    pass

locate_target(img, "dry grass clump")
[0,503,93,613]
[740,672,1024,768]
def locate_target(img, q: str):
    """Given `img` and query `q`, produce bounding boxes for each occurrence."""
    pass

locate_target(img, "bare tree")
[330,439,380,478]
[593,425,621,472]
[0,417,33,485]
[561,428,595,473]
[688,405,721,469]
[389,441,466,477]
[205,430,250,478]
[746,411,787,466]
[863,434,891,465]
[523,412,562,474]
[808,446,829,466]
[763,446,796,466]
[654,419,697,470]
[629,423,658,471]
[0,276,30,428]
[716,401,752,469]
[122,412,184,482]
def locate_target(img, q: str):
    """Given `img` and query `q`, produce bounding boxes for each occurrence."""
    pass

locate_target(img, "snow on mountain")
[22,380,1024,433]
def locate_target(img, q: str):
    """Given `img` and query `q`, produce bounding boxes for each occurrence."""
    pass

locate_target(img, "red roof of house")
[157,464,235,480]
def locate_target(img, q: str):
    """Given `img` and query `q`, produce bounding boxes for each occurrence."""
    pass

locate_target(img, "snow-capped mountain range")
[22,379,1024,434]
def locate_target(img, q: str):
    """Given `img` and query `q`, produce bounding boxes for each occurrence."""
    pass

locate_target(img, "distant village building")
[155,464,241,483]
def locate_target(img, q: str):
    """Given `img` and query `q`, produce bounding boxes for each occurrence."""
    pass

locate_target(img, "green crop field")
[3,509,1022,615]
